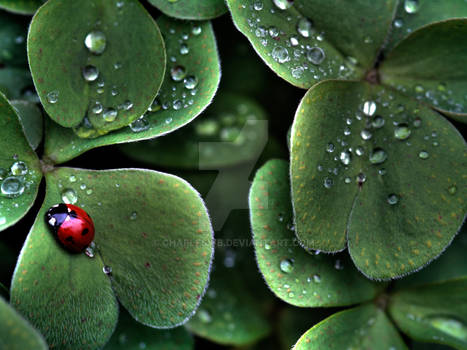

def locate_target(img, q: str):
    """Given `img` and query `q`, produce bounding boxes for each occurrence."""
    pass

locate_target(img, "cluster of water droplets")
[392,0,420,34]
[404,313,467,344]
[244,0,358,82]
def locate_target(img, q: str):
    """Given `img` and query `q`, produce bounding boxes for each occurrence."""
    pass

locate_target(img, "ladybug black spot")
[65,236,74,242]
[82,228,89,236]
[69,210,78,218]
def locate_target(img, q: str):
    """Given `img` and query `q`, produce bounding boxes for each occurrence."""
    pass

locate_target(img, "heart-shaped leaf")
[119,93,268,169]
[0,67,33,100]
[384,0,467,52]
[44,17,220,164]
[10,198,119,349]
[0,93,41,232]
[0,0,43,15]
[28,0,165,133]
[148,0,227,20]
[290,80,466,280]
[226,0,397,88]
[380,19,467,120]
[0,12,28,67]
[293,303,408,350]
[0,296,47,350]
[11,100,43,151]
[186,265,271,346]
[389,278,467,350]
[250,159,381,307]
[104,309,194,350]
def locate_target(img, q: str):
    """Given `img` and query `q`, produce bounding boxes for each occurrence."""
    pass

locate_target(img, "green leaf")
[44,17,220,164]
[104,310,194,350]
[380,19,467,120]
[0,0,43,15]
[294,304,408,350]
[0,93,41,232]
[45,167,214,328]
[250,159,380,307]
[290,80,467,280]
[0,67,33,100]
[0,12,28,66]
[11,100,43,150]
[384,0,467,52]
[186,265,271,346]
[119,93,268,169]
[0,296,47,350]
[389,278,467,350]
[148,0,227,20]
[10,196,119,349]
[226,0,397,88]
[27,0,165,133]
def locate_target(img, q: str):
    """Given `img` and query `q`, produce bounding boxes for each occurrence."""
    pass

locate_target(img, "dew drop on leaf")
[404,0,420,14]
[360,129,372,140]
[326,143,335,153]
[1,177,25,198]
[129,115,150,132]
[61,188,78,204]
[387,194,399,205]
[307,47,325,65]
[369,148,387,165]
[280,258,294,273]
[84,31,106,55]
[427,316,467,341]
[82,65,99,82]
[363,101,376,116]
[10,161,27,176]
[192,25,202,36]
[183,76,198,89]
[102,108,118,122]
[394,123,411,140]
[253,0,263,11]
[296,18,313,38]
[339,151,351,165]
[91,101,103,114]
[103,265,113,275]
[170,65,187,82]
[448,185,457,195]
[47,91,59,104]
[323,177,333,189]
[273,0,293,10]
[272,46,290,63]
[198,309,212,323]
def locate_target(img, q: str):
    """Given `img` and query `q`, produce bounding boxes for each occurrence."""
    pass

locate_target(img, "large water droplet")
[427,316,467,341]
[404,0,420,14]
[369,148,387,165]
[394,124,411,140]
[363,101,376,116]
[387,194,399,205]
[103,108,118,122]
[272,46,290,63]
[307,47,325,65]
[82,65,99,82]
[84,31,106,55]
[170,65,187,82]
[11,161,27,176]
[280,258,294,273]
[339,151,351,165]
[273,0,293,10]
[61,188,78,204]
[129,115,150,132]
[47,91,59,104]
[419,151,429,159]
[297,18,313,38]
[1,177,25,198]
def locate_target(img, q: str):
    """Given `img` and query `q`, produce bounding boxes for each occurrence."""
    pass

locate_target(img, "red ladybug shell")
[45,203,95,253]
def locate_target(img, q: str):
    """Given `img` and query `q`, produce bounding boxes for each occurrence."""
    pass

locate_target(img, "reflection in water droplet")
[184,75,198,89]
[404,0,420,14]
[11,161,27,176]
[326,143,335,153]
[47,91,59,104]
[272,46,290,63]
[427,316,467,341]
[387,194,399,205]
[369,148,387,165]
[339,151,351,165]
[312,274,321,283]
[170,65,187,82]
[103,108,118,122]
[394,18,404,28]
[1,177,25,198]
[307,47,325,65]
[394,123,411,140]
[180,43,189,55]
[91,101,103,114]
[323,177,333,189]
[82,65,99,82]
[355,147,364,156]
[360,129,372,140]
[418,151,429,160]
[448,185,457,195]
[253,0,263,10]
[61,188,78,204]
[280,259,294,273]
[129,115,150,133]
[363,101,376,116]
[297,18,313,38]
[273,0,293,10]
[192,25,202,35]
[372,116,385,128]
[103,265,112,275]
[84,31,106,55]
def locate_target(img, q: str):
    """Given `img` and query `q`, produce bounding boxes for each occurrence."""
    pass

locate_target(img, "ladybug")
[45,203,95,253]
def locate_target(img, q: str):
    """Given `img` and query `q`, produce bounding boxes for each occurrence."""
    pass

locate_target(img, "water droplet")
[323,177,333,189]
[273,0,293,10]
[378,168,387,176]
[180,43,189,55]
[130,211,137,220]
[103,265,112,275]
[84,31,106,55]
[393,18,404,28]
[427,316,467,341]
[253,0,263,10]
[272,46,290,63]
[387,194,399,205]
[312,274,321,283]
[360,129,372,140]
[414,85,424,93]
[307,47,325,65]
[111,86,118,96]
[413,117,422,128]
[47,91,59,104]
[339,151,351,165]
[85,245,95,258]
[1,177,25,198]
[116,1,124,8]
[394,123,411,140]
[334,259,344,270]
[363,101,376,116]
[290,36,299,46]
[372,116,385,128]
[404,0,420,14]
[326,143,335,153]
[344,127,351,136]
[61,188,78,204]
[173,100,182,110]
[103,108,117,122]
[79,183,86,190]
[11,161,27,176]
[269,26,279,38]
[91,101,103,114]
[280,259,294,273]
[69,175,77,183]
[369,148,387,165]
[192,25,202,35]
[448,185,457,195]
[197,309,212,323]
[418,151,429,159]
[355,147,364,156]
[170,65,187,82]
[129,115,150,132]
[82,65,99,82]
[357,173,367,184]
[0,217,6,225]
[0,168,7,181]
[344,177,352,184]
[114,62,122,70]
[297,18,313,38]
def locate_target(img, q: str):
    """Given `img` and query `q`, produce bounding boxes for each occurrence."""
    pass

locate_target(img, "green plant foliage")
[11,100,43,150]
[381,19,467,120]
[27,0,165,133]
[385,0,467,52]
[0,93,41,232]
[186,265,271,346]
[226,0,397,88]
[104,310,194,350]
[290,80,466,280]
[0,12,28,66]
[294,304,408,350]
[389,278,467,350]
[120,93,268,169]
[0,67,33,100]
[148,0,227,20]
[250,159,381,306]
[0,0,44,15]
[44,17,220,164]
[0,296,47,350]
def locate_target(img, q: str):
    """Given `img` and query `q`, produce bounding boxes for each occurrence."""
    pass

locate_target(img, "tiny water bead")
[307,47,325,65]
[82,65,99,82]
[47,91,59,104]
[371,116,385,128]
[419,151,429,159]
[326,143,335,153]
[61,188,78,204]
[312,274,321,283]
[272,46,290,63]
[387,194,399,205]
[170,65,187,82]
[297,18,313,38]
[84,31,106,55]
[103,108,117,122]
[363,101,376,116]
[369,148,387,165]
[1,177,25,198]
[129,115,150,132]
[198,309,212,323]
[324,177,333,189]
[394,124,411,140]
[273,0,293,10]
[180,43,189,55]
[280,258,294,273]
[10,161,27,176]
[129,211,137,220]
[355,147,364,156]
[404,0,420,14]
[339,151,351,165]
[448,185,457,195]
